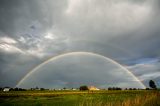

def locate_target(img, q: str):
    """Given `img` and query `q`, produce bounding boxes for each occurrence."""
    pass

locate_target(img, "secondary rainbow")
[16,51,146,88]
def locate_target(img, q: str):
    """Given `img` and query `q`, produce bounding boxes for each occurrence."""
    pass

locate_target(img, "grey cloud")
[0,0,67,37]
[0,52,43,87]
[128,62,160,87]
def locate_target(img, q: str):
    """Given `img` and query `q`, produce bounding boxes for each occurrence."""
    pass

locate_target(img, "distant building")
[72,88,77,90]
[88,86,100,90]
[3,87,10,92]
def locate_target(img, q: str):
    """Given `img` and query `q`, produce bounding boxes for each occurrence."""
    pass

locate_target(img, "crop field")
[0,90,160,106]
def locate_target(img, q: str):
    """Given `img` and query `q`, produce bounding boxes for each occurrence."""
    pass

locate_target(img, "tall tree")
[149,80,157,89]
[79,85,88,91]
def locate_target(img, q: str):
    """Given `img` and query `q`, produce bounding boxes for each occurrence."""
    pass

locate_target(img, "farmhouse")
[3,87,10,92]
[88,86,100,90]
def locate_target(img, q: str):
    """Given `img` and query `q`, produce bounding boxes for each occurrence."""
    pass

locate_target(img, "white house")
[3,87,10,92]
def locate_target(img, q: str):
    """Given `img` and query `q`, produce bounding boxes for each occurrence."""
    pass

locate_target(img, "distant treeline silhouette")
[0,80,158,91]
[0,87,156,91]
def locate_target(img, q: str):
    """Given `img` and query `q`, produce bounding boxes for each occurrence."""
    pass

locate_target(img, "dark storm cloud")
[0,0,160,87]
[0,0,68,37]
[0,52,43,87]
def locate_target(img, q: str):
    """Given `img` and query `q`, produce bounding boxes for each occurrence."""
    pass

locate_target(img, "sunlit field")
[0,90,160,106]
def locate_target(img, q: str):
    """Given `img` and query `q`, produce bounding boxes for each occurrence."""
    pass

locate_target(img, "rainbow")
[16,52,146,88]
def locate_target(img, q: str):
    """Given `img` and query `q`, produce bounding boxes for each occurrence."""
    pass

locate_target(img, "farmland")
[0,90,160,106]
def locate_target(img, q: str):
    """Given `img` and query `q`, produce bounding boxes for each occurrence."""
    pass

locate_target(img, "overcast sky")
[0,0,160,88]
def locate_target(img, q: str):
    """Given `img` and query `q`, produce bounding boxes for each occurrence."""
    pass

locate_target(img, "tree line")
[0,80,158,91]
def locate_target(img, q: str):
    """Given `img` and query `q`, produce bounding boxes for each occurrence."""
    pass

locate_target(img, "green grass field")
[0,90,160,106]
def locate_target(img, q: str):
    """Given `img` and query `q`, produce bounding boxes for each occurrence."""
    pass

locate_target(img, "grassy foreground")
[0,90,160,106]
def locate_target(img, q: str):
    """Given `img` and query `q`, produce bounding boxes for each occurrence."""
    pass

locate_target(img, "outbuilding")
[88,86,100,90]
[3,87,10,92]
